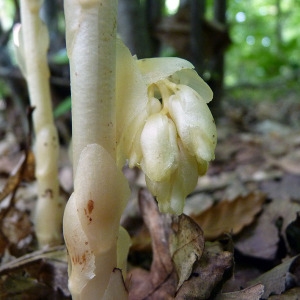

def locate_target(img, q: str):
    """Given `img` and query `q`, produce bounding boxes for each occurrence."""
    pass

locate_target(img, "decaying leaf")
[249,255,300,298]
[190,192,265,240]
[1,207,33,255]
[170,215,205,289]
[268,287,300,299]
[0,245,66,273]
[234,209,279,261]
[260,173,300,203]
[286,212,300,254]
[234,196,300,261]
[221,263,263,293]
[128,189,178,299]
[0,246,69,299]
[175,237,234,299]
[259,176,300,255]
[0,230,7,259]
[128,189,234,299]
[0,275,50,300]
[128,189,205,299]
[0,107,35,210]
[268,150,300,175]
[0,149,35,206]
[214,283,264,300]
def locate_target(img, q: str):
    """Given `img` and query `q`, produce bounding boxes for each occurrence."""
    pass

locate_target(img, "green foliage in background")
[1,0,300,104]
[53,97,71,118]
[225,0,300,86]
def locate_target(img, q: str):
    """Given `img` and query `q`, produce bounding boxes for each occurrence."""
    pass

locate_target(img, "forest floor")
[0,86,300,299]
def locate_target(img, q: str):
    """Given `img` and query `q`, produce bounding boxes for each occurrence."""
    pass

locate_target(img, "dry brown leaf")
[2,208,32,244]
[286,212,300,254]
[128,189,205,300]
[128,189,178,299]
[233,208,280,261]
[0,230,8,259]
[260,173,300,202]
[0,149,35,206]
[234,196,300,260]
[170,214,204,289]
[221,265,262,293]
[0,153,22,176]
[0,107,35,194]
[175,238,234,299]
[214,283,264,300]
[22,150,35,182]
[249,255,300,298]
[259,176,300,255]
[268,287,300,299]
[268,150,300,175]
[0,246,69,299]
[0,246,66,274]
[0,133,18,158]
[190,192,265,240]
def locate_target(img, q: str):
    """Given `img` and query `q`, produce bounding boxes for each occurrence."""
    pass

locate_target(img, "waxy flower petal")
[146,139,199,215]
[119,111,147,168]
[140,113,179,182]
[168,84,217,162]
[115,41,217,215]
[137,57,194,85]
[170,69,213,103]
[116,39,148,168]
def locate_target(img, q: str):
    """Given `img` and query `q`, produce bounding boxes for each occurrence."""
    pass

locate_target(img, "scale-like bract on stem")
[64,144,130,299]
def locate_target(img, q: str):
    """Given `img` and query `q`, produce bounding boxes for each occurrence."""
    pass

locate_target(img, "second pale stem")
[19,0,63,247]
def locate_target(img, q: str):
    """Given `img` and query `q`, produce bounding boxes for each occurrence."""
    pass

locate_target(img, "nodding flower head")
[117,42,216,214]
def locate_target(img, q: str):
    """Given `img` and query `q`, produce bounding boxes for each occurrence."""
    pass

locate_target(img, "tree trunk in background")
[208,0,227,118]
[175,0,228,118]
[189,0,206,73]
[275,0,283,54]
[118,0,152,58]
[145,0,164,57]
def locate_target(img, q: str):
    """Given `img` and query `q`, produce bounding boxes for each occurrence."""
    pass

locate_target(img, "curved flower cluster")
[116,41,217,215]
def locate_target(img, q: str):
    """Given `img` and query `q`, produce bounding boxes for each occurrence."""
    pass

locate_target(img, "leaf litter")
[1,97,300,298]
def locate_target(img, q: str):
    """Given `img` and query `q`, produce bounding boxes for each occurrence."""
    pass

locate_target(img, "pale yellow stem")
[19,0,53,131]
[18,0,64,247]
[65,0,117,175]
[64,1,129,299]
